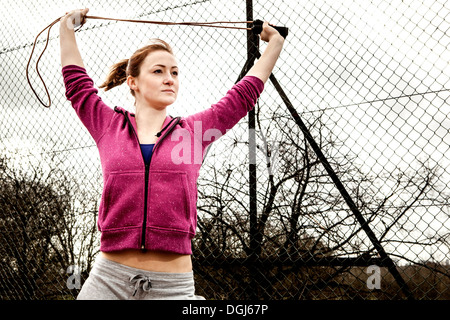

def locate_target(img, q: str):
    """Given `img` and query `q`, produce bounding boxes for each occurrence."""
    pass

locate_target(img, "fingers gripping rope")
[26,15,288,108]
[252,19,288,38]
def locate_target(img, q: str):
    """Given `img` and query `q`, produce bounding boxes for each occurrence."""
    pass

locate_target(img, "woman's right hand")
[61,8,89,30]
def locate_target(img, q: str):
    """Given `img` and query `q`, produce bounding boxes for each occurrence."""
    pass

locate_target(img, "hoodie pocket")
[98,171,145,231]
[147,170,194,234]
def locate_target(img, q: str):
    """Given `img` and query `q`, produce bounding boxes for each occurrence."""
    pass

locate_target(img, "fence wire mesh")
[0,0,449,300]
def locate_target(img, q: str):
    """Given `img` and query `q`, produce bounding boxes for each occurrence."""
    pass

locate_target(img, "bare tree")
[0,150,98,299]
[192,107,448,299]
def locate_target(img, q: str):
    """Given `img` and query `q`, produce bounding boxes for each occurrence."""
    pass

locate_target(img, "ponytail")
[99,39,173,96]
[99,59,129,91]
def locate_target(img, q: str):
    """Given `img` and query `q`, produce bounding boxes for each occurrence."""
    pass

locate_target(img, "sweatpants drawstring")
[130,274,152,296]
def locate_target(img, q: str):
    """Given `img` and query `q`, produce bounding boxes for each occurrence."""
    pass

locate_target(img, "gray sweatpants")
[77,255,205,300]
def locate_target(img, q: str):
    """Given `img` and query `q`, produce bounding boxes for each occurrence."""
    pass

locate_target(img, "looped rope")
[26,15,87,108]
[129,274,152,297]
[26,16,60,108]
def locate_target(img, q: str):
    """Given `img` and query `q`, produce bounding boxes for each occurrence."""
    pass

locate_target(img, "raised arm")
[60,8,89,68]
[184,22,284,147]
[246,21,285,83]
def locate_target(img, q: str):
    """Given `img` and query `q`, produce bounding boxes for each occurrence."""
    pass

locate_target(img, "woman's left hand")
[259,21,284,43]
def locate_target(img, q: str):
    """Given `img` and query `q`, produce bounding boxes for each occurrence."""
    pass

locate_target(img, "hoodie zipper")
[124,112,180,251]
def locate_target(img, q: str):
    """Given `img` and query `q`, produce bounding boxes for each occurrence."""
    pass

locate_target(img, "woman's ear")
[127,75,138,92]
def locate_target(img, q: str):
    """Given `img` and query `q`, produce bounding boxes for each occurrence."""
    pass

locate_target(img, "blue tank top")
[140,144,155,166]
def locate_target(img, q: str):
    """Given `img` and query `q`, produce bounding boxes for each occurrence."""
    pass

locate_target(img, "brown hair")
[99,39,174,96]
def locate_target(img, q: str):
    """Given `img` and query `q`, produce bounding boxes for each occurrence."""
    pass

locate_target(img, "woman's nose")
[164,73,174,85]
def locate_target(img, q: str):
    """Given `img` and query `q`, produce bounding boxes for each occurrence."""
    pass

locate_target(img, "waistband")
[93,255,194,281]
[91,255,196,298]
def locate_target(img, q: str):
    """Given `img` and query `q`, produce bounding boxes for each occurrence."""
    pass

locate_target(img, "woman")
[60,8,284,300]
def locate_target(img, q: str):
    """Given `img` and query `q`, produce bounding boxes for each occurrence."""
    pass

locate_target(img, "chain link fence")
[1,0,449,300]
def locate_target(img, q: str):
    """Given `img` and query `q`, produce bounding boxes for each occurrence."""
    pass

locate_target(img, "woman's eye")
[172,71,178,76]
[154,69,162,74]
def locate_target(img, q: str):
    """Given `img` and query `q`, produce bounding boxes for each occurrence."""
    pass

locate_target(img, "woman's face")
[129,50,179,110]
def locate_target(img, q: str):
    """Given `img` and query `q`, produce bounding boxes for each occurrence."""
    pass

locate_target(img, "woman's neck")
[135,104,167,144]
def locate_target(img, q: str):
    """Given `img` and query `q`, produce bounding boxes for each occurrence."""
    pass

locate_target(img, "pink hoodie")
[63,65,264,254]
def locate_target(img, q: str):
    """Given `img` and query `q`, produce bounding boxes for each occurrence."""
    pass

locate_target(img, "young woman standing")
[60,8,284,300]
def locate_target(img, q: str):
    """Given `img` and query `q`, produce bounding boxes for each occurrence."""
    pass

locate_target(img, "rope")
[86,15,252,30]
[26,17,62,108]
[26,15,286,108]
